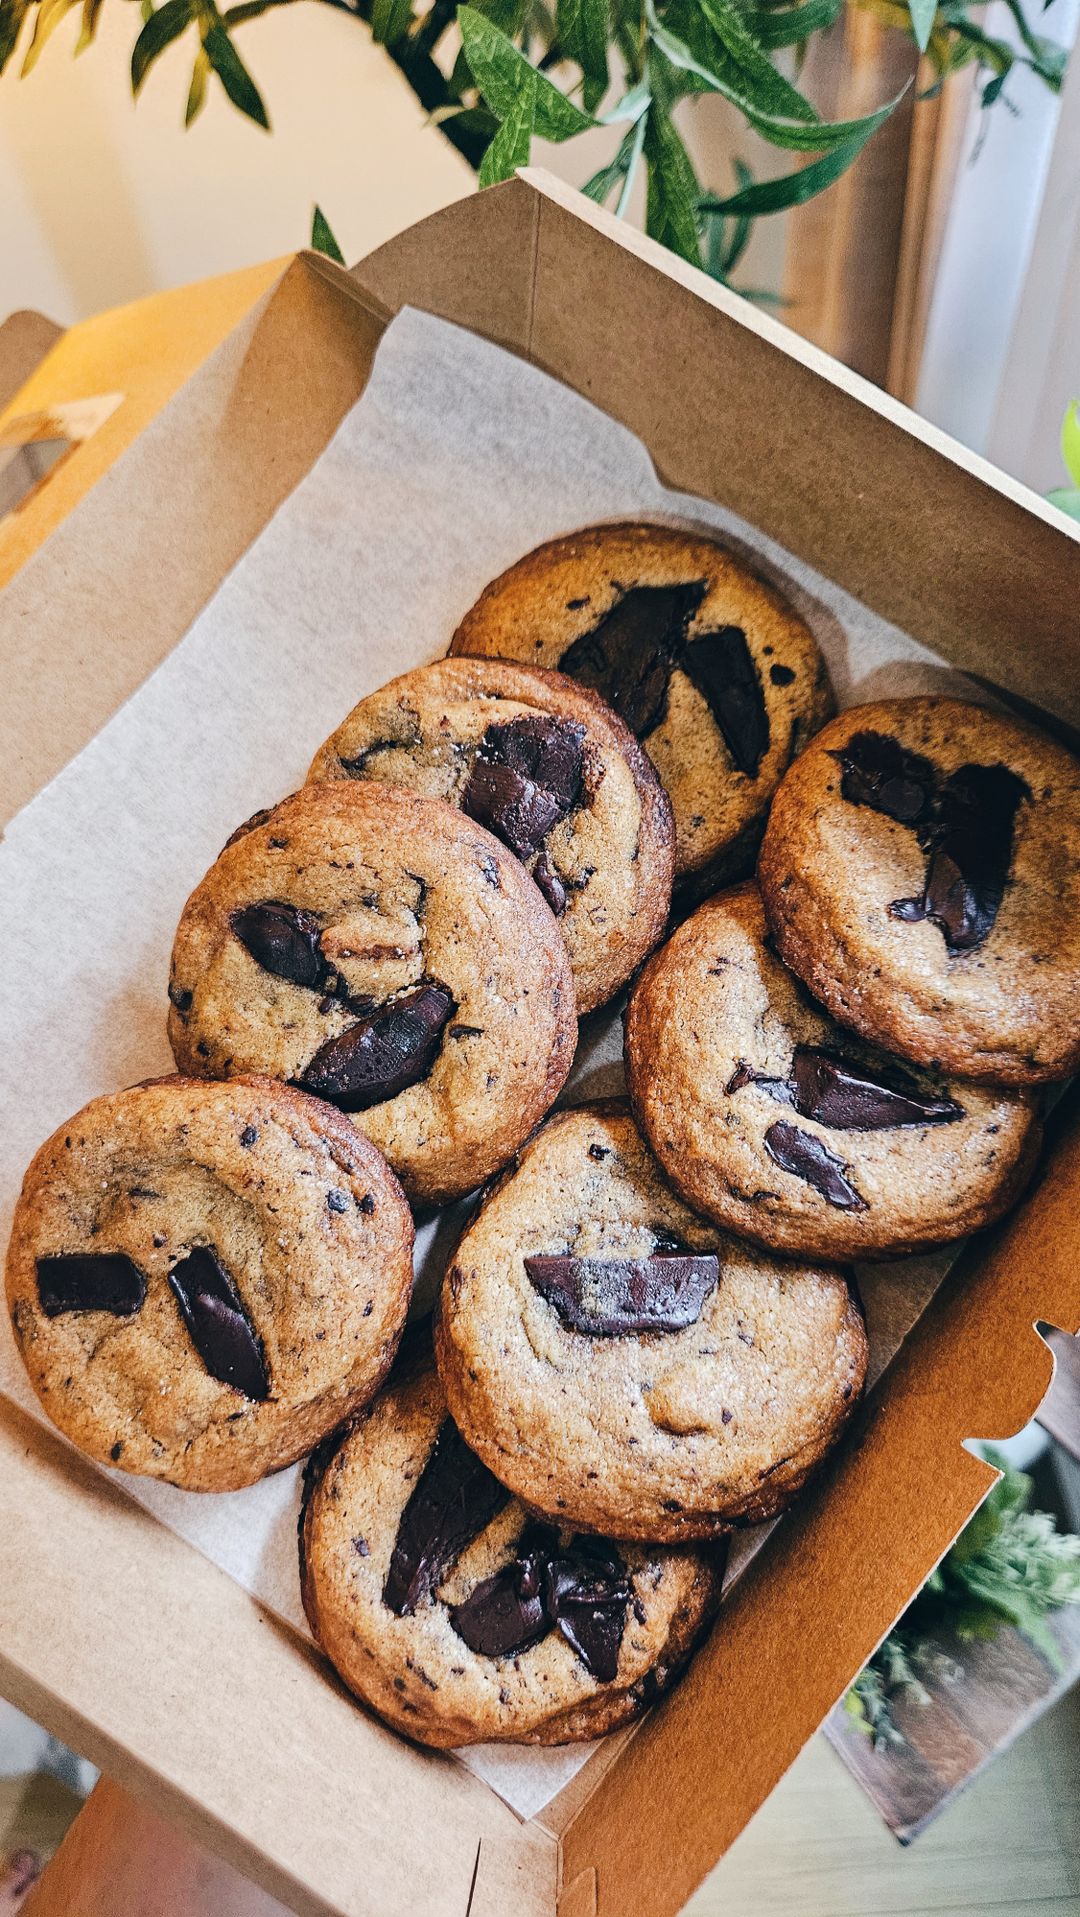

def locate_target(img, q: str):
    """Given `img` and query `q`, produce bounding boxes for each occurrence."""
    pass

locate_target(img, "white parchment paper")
[0,308,990,1818]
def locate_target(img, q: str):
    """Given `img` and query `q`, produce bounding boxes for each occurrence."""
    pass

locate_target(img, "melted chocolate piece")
[764,1121,867,1211]
[559,582,707,737]
[546,1537,631,1682]
[890,762,1030,954]
[532,853,567,917]
[448,1535,550,1660]
[300,982,454,1111]
[681,626,768,777]
[834,733,1030,956]
[524,1252,718,1336]
[168,1246,270,1399]
[384,1419,510,1617]
[727,1047,963,1130]
[834,731,937,827]
[462,717,584,860]
[450,1524,630,1680]
[36,1252,147,1319]
[231,900,325,989]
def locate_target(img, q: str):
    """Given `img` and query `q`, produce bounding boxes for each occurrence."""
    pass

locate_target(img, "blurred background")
[0,0,1078,486]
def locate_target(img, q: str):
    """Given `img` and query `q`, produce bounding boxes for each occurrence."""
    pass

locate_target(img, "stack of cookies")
[8,521,1079,1751]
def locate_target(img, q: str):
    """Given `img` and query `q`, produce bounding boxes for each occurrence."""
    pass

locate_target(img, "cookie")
[306,657,674,1015]
[300,1347,724,1746]
[5,1075,413,1492]
[435,1103,867,1541]
[625,883,1040,1259]
[168,782,577,1206]
[449,522,832,893]
[758,698,1080,1084]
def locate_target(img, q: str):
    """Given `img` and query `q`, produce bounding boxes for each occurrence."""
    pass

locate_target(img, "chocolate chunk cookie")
[306,657,673,1015]
[435,1104,867,1541]
[5,1076,413,1491]
[168,783,577,1205]
[758,698,1080,1083]
[625,883,1040,1259]
[449,522,833,894]
[300,1348,724,1745]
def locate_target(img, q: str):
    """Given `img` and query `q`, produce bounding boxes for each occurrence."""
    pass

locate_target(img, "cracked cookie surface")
[449,521,832,894]
[5,1075,413,1491]
[306,656,673,1015]
[625,883,1040,1259]
[300,1348,724,1745]
[168,782,577,1205]
[435,1103,867,1541]
[758,697,1080,1083]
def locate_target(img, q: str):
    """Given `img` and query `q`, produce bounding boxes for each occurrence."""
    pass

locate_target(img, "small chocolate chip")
[359,1194,376,1215]
[110,1442,123,1462]
[240,1125,258,1148]
[327,1189,350,1213]
[353,1536,370,1557]
[769,663,796,685]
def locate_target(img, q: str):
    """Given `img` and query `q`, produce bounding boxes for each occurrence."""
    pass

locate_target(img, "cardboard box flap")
[551,1102,1080,1917]
[356,171,1080,734]
[0,257,384,828]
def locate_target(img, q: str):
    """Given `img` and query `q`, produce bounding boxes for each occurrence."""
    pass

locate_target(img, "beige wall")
[0,2,475,324]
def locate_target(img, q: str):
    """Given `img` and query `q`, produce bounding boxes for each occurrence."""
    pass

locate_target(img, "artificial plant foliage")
[846,1448,1080,1749]
[0,0,1067,291]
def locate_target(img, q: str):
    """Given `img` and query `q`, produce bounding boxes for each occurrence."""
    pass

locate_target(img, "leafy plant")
[846,1448,1080,1749]
[0,0,1067,293]
[1047,399,1080,523]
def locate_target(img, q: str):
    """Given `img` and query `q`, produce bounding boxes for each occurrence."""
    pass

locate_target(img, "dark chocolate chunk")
[770,663,796,686]
[833,731,937,827]
[532,853,567,917]
[680,625,769,777]
[835,733,1030,956]
[764,1121,867,1211]
[450,1524,630,1680]
[167,1246,270,1400]
[383,1418,510,1616]
[300,982,454,1112]
[728,1046,963,1130]
[890,762,1030,954]
[559,582,707,738]
[524,1252,718,1336]
[231,900,325,989]
[449,1549,550,1660]
[36,1252,147,1319]
[168,981,193,1015]
[462,716,584,860]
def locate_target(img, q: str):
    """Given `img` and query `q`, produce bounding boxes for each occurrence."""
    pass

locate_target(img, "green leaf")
[372,0,412,44]
[223,0,294,22]
[1061,399,1080,488]
[697,0,817,118]
[699,125,879,213]
[600,76,651,122]
[908,0,937,52]
[0,0,32,72]
[184,42,209,118]
[646,4,907,150]
[75,0,104,54]
[457,4,592,137]
[643,104,702,267]
[478,60,535,180]
[557,0,608,109]
[131,0,191,90]
[582,117,638,202]
[311,203,346,263]
[20,0,78,74]
[751,0,841,47]
[201,13,269,125]
[1047,487,1080,522]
